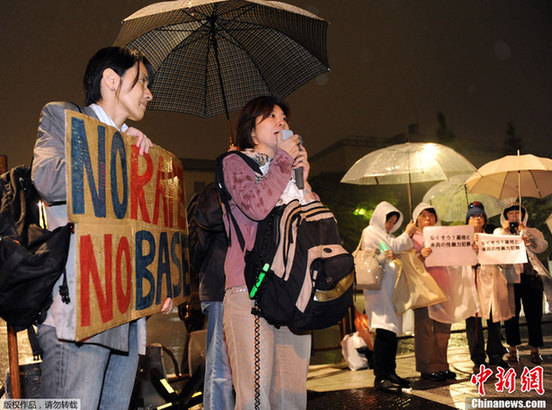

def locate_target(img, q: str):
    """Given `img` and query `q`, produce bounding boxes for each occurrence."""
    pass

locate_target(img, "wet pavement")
[305,316,552,409]
[307,387,453,409]
[1,312,551,409]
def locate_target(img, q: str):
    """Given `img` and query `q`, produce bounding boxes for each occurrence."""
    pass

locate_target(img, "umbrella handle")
[407,145,412,216]
[209,15,235,147]
[226,118,234,148]
[517,150,521,214]
[407,176,413,217]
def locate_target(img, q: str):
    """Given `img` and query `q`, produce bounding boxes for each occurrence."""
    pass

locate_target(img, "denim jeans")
[201,301,235,410]
[38,322,139,410]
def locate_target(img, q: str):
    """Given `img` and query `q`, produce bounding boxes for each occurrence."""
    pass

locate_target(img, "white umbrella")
[423,174,514,222]
[466,153,552,200]
[341,142,477,214]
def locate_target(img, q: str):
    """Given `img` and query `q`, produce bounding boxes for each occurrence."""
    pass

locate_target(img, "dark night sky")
[1,0,552,169]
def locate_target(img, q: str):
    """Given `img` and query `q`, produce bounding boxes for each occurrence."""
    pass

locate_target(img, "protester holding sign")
[360,201,416,393]
[32,47,173,409]
[411,203,477,382]
[464,202,511,369]
[494,204,550,365]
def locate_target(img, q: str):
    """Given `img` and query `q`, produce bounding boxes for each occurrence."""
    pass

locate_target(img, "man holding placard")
[32,47,180,410]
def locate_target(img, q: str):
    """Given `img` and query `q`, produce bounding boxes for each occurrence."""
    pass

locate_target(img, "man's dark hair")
[83,47,154,105]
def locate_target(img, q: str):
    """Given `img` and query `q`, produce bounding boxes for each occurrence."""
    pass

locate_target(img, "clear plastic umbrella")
[341,142,477,214]
[423,174,514,222]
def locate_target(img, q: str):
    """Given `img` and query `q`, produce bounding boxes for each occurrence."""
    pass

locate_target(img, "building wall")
[310,133,552,178]
[310,135,387,176]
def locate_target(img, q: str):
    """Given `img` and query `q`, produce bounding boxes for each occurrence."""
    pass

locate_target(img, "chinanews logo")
[471,365,545,396]
[467,365,547,408]
[467,397,547,408]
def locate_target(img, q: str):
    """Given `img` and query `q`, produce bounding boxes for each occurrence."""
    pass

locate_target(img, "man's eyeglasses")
[469,214,484,219]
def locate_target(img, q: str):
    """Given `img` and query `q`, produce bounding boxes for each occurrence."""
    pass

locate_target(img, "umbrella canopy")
[465,153,552,199]
[114,0,329,144]
[341,142,476,185]
[341,142,477,214]
[423,174,514,222]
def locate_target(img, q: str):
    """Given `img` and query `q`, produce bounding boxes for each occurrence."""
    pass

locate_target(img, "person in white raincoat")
[494,203,551,365]
[464,202,511,369]
[361,201,416,393]
[411,203,479,382]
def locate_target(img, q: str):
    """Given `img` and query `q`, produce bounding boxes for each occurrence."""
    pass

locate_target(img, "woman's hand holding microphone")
[278,130,315,201]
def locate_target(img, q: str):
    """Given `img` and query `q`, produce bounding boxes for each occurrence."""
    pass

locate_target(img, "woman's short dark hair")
[386,211,400,223]
[83,47,154,105]
[236,96,289,150]
[415,207,437,226]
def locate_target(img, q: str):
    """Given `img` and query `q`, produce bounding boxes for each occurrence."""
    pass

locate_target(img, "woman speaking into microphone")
[220,95,316,409]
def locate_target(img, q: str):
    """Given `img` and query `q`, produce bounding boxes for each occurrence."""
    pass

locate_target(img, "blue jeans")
[38,322,139,410]
[201,301,234,410]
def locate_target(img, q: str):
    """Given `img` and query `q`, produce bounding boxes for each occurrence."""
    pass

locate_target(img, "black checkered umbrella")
[114,0,329,146]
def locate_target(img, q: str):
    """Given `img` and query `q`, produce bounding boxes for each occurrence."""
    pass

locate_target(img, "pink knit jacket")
[222,148,294,288]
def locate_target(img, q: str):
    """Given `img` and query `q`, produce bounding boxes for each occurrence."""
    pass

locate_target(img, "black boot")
[388,373,411,388]
[374,377,401,394]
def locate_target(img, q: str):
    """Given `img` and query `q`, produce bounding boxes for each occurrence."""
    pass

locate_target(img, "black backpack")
[186,182,227,302]
[216,151,354,330]
[244,199,354,330]
[0,165,72,331]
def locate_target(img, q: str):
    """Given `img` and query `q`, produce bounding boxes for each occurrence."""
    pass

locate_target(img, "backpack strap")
[215,151,262,251]
[26,326,43,360]
[59,267,70,304]
[215,151,261,202]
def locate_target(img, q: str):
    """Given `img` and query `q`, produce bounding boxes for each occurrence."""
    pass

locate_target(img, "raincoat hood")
[369,201,404,234]
[412,202,440,226]
[500,203,529,226]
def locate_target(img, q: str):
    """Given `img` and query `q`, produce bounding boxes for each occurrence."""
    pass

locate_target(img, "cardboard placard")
[66,111,189,340]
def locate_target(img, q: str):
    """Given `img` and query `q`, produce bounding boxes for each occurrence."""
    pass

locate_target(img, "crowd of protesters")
[357,200,549,394]
[20,43,550,409]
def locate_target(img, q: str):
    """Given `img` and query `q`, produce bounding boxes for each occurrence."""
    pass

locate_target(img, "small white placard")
[477,233,527,265]
[423,225,478,267]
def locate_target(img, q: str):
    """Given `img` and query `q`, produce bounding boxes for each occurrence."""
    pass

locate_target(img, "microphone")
[282,129,304,189]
